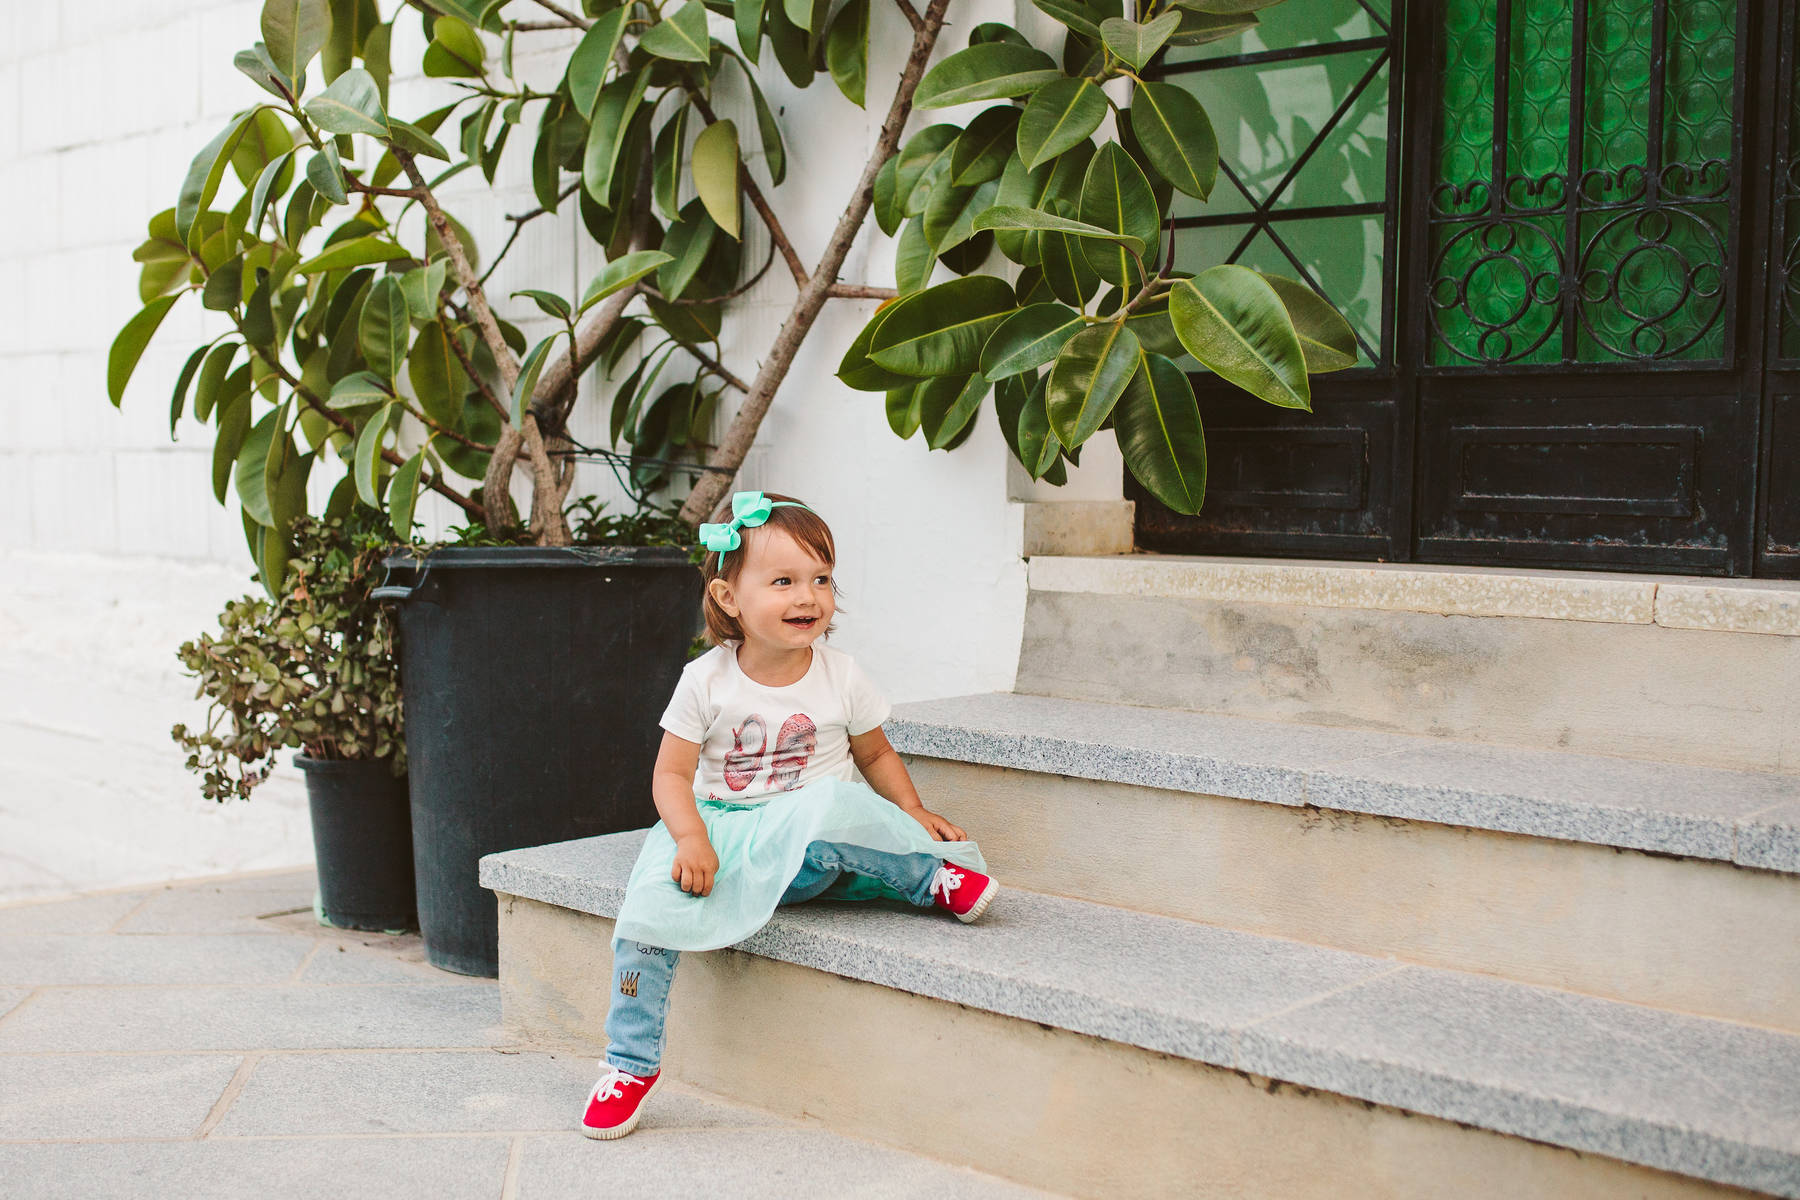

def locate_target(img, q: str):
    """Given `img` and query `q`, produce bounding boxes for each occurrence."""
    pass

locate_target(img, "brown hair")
[699,491,844,647]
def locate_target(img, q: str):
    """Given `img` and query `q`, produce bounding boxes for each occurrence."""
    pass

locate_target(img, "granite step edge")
[885,694,1800,875]
[480,833,1800,1198]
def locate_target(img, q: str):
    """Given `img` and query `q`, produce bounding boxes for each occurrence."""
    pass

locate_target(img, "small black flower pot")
[295,754,417,933]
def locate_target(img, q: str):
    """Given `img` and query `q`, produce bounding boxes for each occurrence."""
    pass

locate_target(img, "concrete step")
[1020,555,1800,772]
[481,833,1800,1200]
[887,693,1800,1032]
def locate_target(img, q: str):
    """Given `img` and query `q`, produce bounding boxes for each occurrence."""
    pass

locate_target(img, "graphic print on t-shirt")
[768,713,817,791]
[723,714,767,792]
[718,711,817,793]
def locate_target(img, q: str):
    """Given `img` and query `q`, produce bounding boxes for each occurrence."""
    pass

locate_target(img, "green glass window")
[1158,1,1397,368]
[1428,0,1741,366]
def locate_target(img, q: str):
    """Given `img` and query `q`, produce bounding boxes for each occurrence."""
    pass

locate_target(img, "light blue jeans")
[602,839,947,1075]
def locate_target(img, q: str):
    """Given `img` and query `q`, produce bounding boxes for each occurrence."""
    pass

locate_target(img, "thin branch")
[346,180,423,199]
[512,19,585,30]
[529,0,591,28]
[441,309,511,422]
[677,0,955,527]
[478,182,582,287]
[890,0,924,33]
[827,283,899,300]
[685,87,809,288]
[687,344,752,394]
[392,149,518,397]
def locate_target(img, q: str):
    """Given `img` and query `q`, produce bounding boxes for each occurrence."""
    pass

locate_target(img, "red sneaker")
[581,1066,661,1139]
[929,862,997,923]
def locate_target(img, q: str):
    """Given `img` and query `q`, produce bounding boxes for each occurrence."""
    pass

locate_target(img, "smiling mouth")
[784,617,818,627]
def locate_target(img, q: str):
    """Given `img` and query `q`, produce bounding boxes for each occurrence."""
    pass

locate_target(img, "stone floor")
[0,867,1055,1199]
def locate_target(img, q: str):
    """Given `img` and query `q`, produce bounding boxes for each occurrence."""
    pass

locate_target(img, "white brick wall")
[0,0,1096,902]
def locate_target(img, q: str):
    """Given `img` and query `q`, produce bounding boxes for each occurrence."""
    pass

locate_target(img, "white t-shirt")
[659,641,893,803]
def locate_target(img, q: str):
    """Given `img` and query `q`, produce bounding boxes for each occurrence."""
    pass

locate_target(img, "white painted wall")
[0,0,1119,901]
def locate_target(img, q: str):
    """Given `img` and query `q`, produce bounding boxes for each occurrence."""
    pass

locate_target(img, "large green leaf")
[169,344,209,437]
[582,73,650,202]
[235,43,296,100]
[566,5,630,116]
[1100,12,1180,70]
[406,321,467,427]
[923,176,999,252]
[212,383,254,503]
[193,343,240,422]
[1129,81,1217,200]
[423,16,485,77]
[896,125,959,215]
[825,0,868,107]
[949,106,1020,187]
[657,199,718,299]
[993,371,1031,462]
[229,108,295,186]
[640,1,712,62]
[510,334,558,425]
[919,373,989,449]
[914,44,1062,108]
[262,0,329,82]
[352,402,394,505]
[1038,230,1101,306]
[739,61,787,185]
[980,303,1084,380]
[1029,0,1104,39]
[247,151,296,236]
[328,369,391,411]
[1115,349,1206,514]
[107,296,179,406]
[234,402,288,527]
[1015,372,1061,479]
[1169,265,1310,410]
[303,68,388,135]
[867,275,1017,376]
[1046,320,1139,448]
[400,258,449,319]
[293,235,409,274]
[580,249,675,310]
[971,204,1145,256]
[653,103,691,219]
[692,118,741,239]
[1078,142,1160,285]
[735,0,766,61]
[836,303,916,392]
[1016,77,1104,171]
[872,154,903,236]
[306,143,348,204]
[894,215,934,293]
[176,111,257,245]
[389,449,426,539]
[884,382,923,439]
[357,275,409,380]
[1259,272,1359,372]
[992,141,1092,264]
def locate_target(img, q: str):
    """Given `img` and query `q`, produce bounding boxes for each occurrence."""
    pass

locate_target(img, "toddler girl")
[581,490,997,1139]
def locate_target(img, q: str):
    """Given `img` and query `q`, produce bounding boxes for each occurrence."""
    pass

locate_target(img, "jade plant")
[173,510,405,802]
[109,0,1351,597]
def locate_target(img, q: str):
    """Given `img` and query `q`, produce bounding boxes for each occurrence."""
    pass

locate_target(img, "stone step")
[1020,555,1800,772]
[887,692,1800,1032]
[481,833,1800,1200]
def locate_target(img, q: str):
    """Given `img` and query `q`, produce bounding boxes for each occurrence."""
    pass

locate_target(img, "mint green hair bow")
[699,491,811,559]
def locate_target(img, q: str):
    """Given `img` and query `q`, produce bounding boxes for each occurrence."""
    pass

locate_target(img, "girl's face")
[709,526,836,652]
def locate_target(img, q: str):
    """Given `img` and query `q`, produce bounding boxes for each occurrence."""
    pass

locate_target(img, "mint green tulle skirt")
[611,775,988,952]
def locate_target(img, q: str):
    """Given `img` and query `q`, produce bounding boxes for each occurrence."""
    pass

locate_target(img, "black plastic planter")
[294,755,417,932]
[374,546,700,977]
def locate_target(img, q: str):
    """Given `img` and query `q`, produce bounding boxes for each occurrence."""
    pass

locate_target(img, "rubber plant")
[107,0,1351,598]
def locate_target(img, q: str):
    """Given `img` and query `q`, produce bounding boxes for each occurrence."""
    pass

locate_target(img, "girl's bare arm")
[850,727,967,841]
[654,732,719,895]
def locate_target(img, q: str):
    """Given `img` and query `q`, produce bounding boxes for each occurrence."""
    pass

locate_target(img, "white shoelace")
[591,1068,646,1103]
[928,865,964,903]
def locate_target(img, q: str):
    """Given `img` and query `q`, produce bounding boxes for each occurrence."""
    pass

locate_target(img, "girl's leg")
[603,936,679,1075]
[782,840,946,908]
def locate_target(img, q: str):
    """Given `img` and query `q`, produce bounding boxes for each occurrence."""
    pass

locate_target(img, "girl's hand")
[671,833,719,896]
[907,806,966,842]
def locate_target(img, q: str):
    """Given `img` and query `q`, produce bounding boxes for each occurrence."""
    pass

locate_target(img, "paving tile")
[0,1135,509,1200]
[0,1053,240,1138]
[214,1050,792,1136]
[1235,966,1800,1198]
[0,984,505,1053]
[487,835,1396,1067]
[1737,802,1800,874]
[296,942,465,985]
[114,877,319,933]
[1303,740,1797,861]
[0,988,31,1019]
[514,1127,1056,1198]
[0,933,312,986]
[0,891,151,935]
